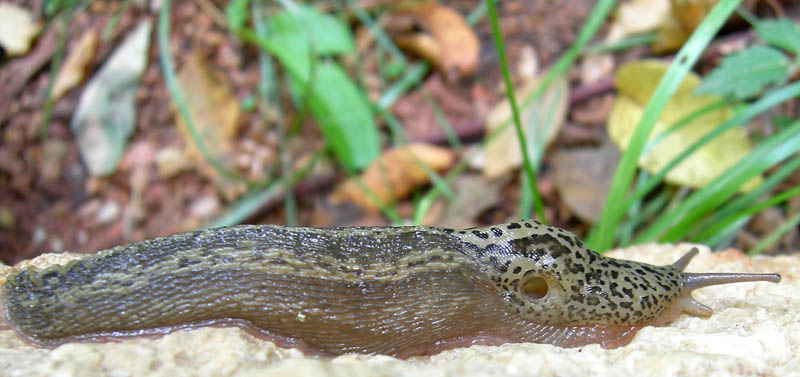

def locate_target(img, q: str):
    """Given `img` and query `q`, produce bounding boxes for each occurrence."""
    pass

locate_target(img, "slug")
[0,220,780,358]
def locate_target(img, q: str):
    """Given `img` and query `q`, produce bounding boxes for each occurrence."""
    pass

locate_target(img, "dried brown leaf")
[52,30,99,101]
[393,2,479,78]
[552,142,618,222]
[331,143,456,212]
[174,53,244,199]
[483,73,569,179]
[435,173,504,229]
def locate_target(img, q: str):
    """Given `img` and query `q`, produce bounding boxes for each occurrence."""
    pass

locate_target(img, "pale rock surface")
[0,244,797,377]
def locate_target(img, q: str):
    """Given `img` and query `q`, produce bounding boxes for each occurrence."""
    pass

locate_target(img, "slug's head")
[456,221,780,327]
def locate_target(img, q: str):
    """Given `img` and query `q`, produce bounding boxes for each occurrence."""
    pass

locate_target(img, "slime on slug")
[0,220,781,357]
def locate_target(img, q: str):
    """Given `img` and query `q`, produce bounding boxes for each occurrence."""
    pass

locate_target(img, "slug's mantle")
[1,243,797,377]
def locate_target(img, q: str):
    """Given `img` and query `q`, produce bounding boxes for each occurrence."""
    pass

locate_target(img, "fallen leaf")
[70,20,151,176]
[311,200,390,228]
[651,10,689,53]
[608,60,761,191]
[0,3,42,56]
[175,52,240,160]
[552,141,618,222]
[652,0,716,53]
[435,173,504,229]
[52,30,99,101]
[483,73,569,179]
[571,94,615,125]
[392,2,479,78]
[392,75,477,141]
[394,33,441,67]
[605,0,717,54]
[330,143,456,212]
[155,147,191,178]
[579,53,614,85]
[174,52,244,199]
[606,0,669,43]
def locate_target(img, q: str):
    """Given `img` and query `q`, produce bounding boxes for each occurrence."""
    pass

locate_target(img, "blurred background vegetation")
[0,0,798,264]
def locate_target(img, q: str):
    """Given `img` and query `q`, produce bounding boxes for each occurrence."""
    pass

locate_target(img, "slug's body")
[1,221,780,357]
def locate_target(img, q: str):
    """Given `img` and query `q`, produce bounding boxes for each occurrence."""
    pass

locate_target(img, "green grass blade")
[703,216,749,247]
[207,150,323,227]
[252,0,298,225]
[748,211,800,255]
[424,91,463,149]
[641,99,730,157]
[695,172,800,244]
[40,0,92,139]
[377,63,429,109]
[588,0,744,251]
[582,32,657,55]
[622,81,800,227]
[486,0,545,222]
[633,120,800,243]
[159,0,256,185]
[692,156,800,243]
[348,0,407,68]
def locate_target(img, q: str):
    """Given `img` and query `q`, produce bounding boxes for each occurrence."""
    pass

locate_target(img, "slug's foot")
[396,335,510,358]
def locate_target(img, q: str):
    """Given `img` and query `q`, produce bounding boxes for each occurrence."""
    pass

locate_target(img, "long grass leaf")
[748,211,800,255]
[692,156,800,243]
[623,81,800,229]
[588,0,744,251]
[634,120,800,243]
[486,0,545,222]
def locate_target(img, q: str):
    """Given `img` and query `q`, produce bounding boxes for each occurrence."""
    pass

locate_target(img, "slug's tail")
[669,247,781,318]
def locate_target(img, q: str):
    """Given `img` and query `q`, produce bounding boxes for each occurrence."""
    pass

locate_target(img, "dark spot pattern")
[472,230,489,239]
[452,219,685,327]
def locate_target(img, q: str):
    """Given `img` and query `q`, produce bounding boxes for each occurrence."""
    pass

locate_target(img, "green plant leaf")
[754,18,800,55]
[267,4,353,76]
[695,45,789,99]
[587,0,739,251]
[260,4,375,171]
[307,62,379,171]
[44,0,78,17]
[225,0,249,33]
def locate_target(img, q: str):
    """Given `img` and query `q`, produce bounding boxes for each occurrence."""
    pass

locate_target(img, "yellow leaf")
[483,74,568,179]
[608,60,761,191]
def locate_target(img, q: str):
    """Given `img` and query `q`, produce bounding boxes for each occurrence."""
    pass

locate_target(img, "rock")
[1,244,797,376]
